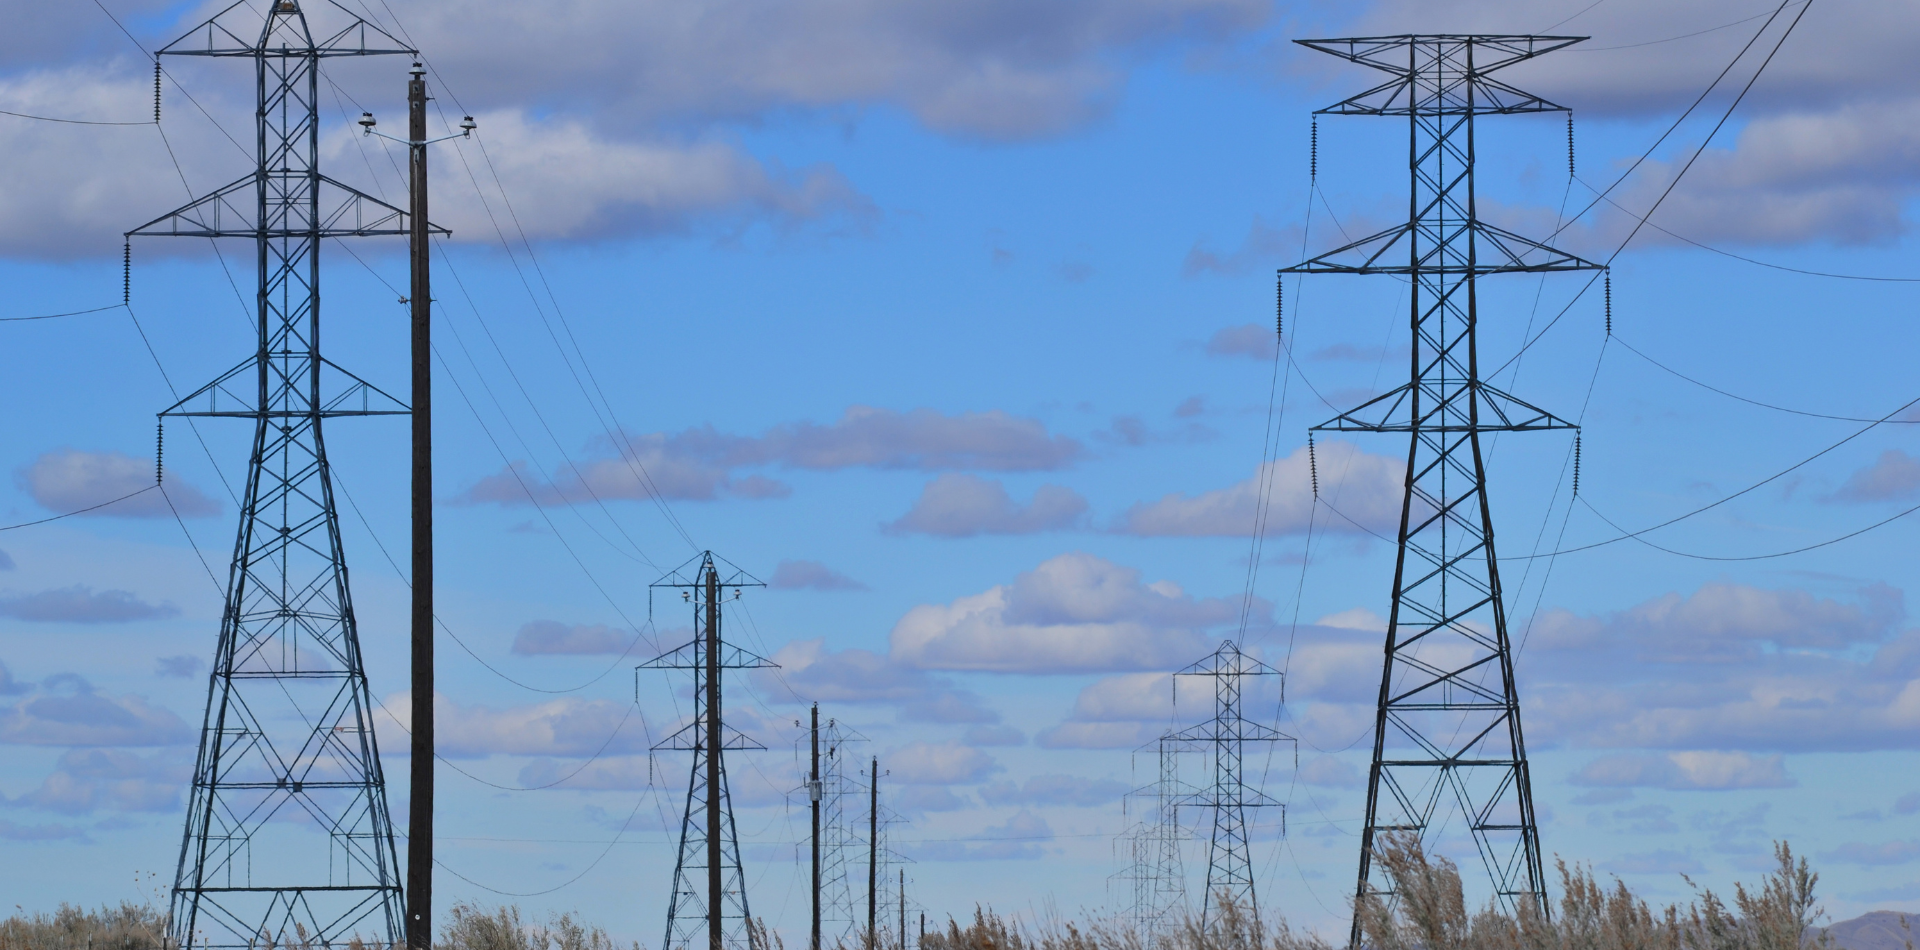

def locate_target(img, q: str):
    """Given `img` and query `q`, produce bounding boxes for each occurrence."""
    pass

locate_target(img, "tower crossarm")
[158,0,414,58]
[126,173,447,240]
[1280,221,1601,276]
[158,355,409,419]
[1295,35,1584,115]
[652,719,771,753]
[638,638,779,671]
[1167,717,1293,746]
[651,551,766,592]
[1311,381,1577,433]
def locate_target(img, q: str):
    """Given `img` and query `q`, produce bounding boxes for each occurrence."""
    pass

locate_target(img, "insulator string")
[1275,274,1284,341]
[1572,435,1581,497]
[1308,433,1319,499]
[122,242,130,305]
[1604,270,1612,336]
[1566,113,1575,179]
[156,421,165,485]
[1310,116,1318,182]
[153,61,162,124]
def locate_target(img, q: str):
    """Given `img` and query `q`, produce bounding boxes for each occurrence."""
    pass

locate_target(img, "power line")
[86,0,149,57]
[1574,175,1920,282]
[372,695,645,793]
[331,463,659,696]
[0,303,123,322]
[1613,333,1920,422]
[313,70,672,571]
[0,109,150,126]
[1571,0,1810,51]
[1491,0,1815,379]
[0,486,154,531]
[357,0,703,553]
[1505,389,1920,561]
[429,786,654,898]
[1578,494,1920,562]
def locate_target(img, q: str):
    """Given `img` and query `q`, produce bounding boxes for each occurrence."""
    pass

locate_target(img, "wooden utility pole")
[810,703,822,950]
[706,568,724,950]
[404,59,434,950]
[868,757,879,950]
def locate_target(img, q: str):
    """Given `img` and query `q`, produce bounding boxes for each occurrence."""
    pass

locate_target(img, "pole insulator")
[156,421,164,485]
[1566,113,1574,179]
[123,242,130,305]
[1310,116,1318,182]
[1308,432,1319,499]
[1604,270,1612,336]
[1572,435,1581,497]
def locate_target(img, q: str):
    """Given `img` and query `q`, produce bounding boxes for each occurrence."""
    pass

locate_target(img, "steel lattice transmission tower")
[1279,35,1603,938]
[1115,733,1192,943]
[128,3,430,947]
[640,553,778,950]
[1170,642,1292,928]
[817,720,867,948]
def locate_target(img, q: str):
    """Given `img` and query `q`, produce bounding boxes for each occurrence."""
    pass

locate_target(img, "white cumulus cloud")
[889,552,1246,674]
[19,449,219,519]
[1118,441,1403,537]
[885,474,1088,537]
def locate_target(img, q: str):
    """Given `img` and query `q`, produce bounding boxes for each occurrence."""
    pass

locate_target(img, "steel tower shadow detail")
[127,3,436,947]
[1279,35,1603,942]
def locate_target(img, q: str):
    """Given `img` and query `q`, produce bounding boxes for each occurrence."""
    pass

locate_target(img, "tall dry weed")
[0,903,169,950]
[438,903,637,950]
[1357,835,1829,950]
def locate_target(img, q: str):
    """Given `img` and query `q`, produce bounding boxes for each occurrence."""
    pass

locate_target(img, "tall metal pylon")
[1170,642,1291,928]
[1279,36,1603,939]
[640,553,777,950]
[127,3,428,947]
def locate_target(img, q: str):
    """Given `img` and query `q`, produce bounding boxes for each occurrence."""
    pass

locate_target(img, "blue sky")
[3,0,1920,943]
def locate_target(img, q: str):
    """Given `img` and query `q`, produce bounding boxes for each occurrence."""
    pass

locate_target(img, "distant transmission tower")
[128,4,424,947]
[877,812,913,950]
[1170,642,1291,928]
[1115,733,1191,942]
[817,719,868,948]
[1280,36,1603,938]
[640,553,778,950]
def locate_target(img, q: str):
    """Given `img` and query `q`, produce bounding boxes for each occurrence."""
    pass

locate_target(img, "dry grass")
[0,839,1838,950]
[438,903,636,950]
[0,903,168,950]
[920,836,1832,950]
[1354,835,1828,950]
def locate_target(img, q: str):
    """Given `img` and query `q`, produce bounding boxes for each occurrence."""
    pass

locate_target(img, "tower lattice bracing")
[1279,36,1603,938]
[640,553,776,950]
[1170,642,1290,928]
[128,3,427,947]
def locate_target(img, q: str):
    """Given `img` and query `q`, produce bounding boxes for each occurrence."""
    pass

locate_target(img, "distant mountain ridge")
[1827,912,1916,950]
